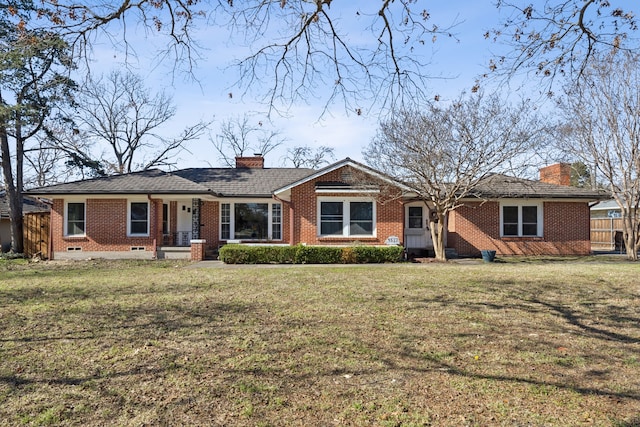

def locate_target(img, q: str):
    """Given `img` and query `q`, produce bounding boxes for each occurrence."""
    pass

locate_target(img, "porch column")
[191,198,201,240]
[190,239,206,261]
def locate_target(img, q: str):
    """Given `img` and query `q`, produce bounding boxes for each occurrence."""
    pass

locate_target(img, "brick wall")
[448,201,592,256]
[290,166,404,246]
[52,198,157,256]
[199,201,219,250]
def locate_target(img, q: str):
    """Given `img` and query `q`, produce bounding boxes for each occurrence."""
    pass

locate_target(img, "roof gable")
[273,158,413,195]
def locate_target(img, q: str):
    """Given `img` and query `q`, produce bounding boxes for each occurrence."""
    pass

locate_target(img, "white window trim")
[219,199,283,241]
[499,201,543,237]
[405,202,427,230]
[64,200,86,237]
[317,197,377,238]
[127,200,150,237]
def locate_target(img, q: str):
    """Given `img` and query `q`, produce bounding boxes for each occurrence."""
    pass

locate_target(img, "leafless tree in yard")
[364,92,546,260]
[283,145,335,169]
[59,70,211,175]
[556,51,640,260]
[492,1,638,92]
[211,114,284,167]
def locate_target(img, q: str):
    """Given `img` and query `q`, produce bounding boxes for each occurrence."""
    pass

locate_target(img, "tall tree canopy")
[0,15,75,253]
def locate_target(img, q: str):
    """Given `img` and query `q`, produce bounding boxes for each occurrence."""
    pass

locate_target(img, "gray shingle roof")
[174,168,315,197]
[25,167,315,197]
[470,174,609,200]
[0,190,49,217]
[25,169,211,195]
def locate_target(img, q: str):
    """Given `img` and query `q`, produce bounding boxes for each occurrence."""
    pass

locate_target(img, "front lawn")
[0,260,639,426]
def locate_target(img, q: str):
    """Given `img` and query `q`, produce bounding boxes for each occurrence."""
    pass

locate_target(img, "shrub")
[218,244,404,264]
[294,245,343,264]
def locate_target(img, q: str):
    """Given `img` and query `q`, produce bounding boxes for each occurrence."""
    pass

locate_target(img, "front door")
[404,203,433,257]
[176,202,193,246]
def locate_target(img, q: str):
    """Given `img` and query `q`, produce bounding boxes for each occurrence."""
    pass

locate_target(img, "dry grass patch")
[0,259,639,426]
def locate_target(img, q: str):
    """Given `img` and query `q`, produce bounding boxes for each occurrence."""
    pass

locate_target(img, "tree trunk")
[430,212,447,261]
[622,214,639,261]
[0,119,24,254]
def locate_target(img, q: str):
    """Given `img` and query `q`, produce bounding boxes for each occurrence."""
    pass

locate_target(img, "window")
[129,202,149,236]
[501,203,541,237]
[320,202,343,236]
[66,202,85,236]
[319,199,375,237]
[162,203,169,235]
[220,201,282,240]
[235,203,268,239]
[350,202,373,235]
[272,204,282,240]
[221,203,231,240]
[408,206,423,229]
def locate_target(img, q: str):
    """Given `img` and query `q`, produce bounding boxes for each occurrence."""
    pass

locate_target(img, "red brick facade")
[448,201,592,256]
[289,166,404,246]
[51,198,160,258]
[47,163,594,259]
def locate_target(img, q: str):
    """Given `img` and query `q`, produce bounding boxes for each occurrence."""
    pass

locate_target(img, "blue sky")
[88,2,514,169]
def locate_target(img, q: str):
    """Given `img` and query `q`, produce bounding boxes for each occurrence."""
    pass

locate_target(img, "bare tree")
[283,145,335,169]
[364,92,545,260]
[556,51,640,260]
[9,1,458,115]
[492,1,638,90]
[211,114,284,167]
[225,1,458,115]
[60,70,211,175]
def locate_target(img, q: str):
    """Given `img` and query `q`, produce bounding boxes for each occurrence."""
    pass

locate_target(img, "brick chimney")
[539,163,571,186]
[235,155,264,169]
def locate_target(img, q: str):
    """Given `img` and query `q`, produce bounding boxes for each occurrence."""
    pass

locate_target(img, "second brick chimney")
[539,163,571,186]
[235,155,265,169]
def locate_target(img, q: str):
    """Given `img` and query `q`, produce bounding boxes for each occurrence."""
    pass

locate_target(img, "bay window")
[220,201,282,240]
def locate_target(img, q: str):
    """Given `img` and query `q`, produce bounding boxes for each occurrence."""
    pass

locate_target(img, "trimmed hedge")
[218,244,404,264]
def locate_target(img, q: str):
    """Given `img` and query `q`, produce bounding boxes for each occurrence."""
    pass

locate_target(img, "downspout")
[272,194,294,245]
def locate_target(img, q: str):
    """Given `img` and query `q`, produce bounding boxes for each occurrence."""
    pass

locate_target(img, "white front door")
[404,203,433,255]
[176,202,193,245]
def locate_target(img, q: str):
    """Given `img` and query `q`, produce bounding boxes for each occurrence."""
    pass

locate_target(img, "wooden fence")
[23,212,50,259]
[590,218,623,252]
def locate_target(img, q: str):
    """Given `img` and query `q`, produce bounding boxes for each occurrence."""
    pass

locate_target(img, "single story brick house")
[25,157,607,260]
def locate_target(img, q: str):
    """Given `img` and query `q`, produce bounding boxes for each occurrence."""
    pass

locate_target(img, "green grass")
[0,259,639,426]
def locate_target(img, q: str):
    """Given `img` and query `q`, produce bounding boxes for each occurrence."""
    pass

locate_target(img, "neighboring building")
[24,158,608,260]
[0,190,50,253]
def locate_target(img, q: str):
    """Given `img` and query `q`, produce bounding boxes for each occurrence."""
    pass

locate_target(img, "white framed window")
[65,201,86,236]
[128,201,149,236]
[407,206,424,229]
[318,198,376,237]
[272,203,282,240]
[500,202,543,237]
[219,201,282,241]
